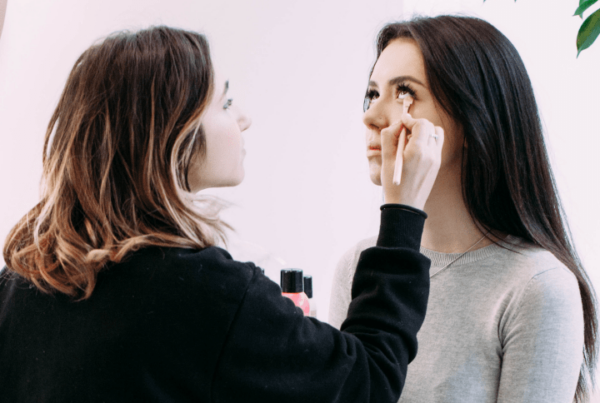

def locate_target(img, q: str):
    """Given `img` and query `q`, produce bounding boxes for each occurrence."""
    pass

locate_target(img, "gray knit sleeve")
[496,266,584,403]
[328,237,378,329]
[327,246,356,329]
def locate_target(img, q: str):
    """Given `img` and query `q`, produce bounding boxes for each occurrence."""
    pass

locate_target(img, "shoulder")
[114,245,254,275]
[334,236,378,279]
[342,236,378,266]
[98,246,260,304]
[495,239,582,324]
[492,237,578,287]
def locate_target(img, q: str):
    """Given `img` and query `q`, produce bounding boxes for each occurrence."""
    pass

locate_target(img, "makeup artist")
[0,26,443,402]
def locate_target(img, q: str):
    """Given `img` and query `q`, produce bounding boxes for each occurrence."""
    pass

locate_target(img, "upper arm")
[211,271,372,403]
[497,267,584,403]
[211,243,430,403]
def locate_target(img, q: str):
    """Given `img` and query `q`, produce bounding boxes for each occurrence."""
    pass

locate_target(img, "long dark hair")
[374,15,597,402]
[3,26,229,299]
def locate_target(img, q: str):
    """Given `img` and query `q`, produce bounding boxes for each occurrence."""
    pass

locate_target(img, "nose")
[362,99,389,132]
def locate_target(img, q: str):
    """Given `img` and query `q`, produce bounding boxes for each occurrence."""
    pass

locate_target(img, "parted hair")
[3,26,229,299]
[374,15,597,402]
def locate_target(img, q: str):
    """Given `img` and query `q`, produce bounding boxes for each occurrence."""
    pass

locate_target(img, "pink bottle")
[280,269,310,316]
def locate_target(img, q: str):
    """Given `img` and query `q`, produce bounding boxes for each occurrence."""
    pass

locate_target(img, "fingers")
[380,121,403,160]
[401,113,436,148]
[380,114,445,207]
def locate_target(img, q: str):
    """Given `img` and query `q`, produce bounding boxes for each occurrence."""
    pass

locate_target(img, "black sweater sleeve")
[211,208,431,403]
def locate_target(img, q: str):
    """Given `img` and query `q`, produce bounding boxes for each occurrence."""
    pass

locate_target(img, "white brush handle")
[392,127,407,185]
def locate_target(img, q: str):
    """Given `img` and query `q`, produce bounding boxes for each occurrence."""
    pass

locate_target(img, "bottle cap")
[303,276,313,299]
[280,269,303,293]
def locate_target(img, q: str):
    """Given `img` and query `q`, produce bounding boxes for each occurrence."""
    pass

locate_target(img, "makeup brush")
[392,96,414,186]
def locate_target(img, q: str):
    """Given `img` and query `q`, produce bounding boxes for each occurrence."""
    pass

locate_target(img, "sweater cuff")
[377,208,425,250]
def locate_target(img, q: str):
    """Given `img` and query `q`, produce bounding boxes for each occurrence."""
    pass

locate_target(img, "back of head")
[3,26,228,299]
[375,15,597,402]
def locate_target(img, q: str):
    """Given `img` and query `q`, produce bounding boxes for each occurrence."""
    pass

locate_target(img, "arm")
[497,267,584,403]
[327,246,354,329]
[211,208,430,403]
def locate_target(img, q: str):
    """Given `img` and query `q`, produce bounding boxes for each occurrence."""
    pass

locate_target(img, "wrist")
[383,194,425,211]
[380,203,428,219]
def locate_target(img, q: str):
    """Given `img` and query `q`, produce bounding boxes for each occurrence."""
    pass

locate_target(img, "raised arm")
[212,208,430,403]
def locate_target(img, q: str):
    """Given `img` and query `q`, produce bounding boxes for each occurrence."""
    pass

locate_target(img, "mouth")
[367,146,381,157]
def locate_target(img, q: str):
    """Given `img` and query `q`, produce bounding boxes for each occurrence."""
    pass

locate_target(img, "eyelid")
[395,84,416,101]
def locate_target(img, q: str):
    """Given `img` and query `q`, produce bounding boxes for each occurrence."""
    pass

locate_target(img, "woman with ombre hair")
[0,26,444,402]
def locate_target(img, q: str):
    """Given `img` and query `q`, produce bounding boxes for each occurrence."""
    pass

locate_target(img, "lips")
[367,145,382,157]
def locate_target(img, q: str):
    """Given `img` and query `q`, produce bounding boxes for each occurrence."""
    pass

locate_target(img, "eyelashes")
[223,98,233,110]
[363,83,416,112]
[363,89,378,112]
[396,83,416,99]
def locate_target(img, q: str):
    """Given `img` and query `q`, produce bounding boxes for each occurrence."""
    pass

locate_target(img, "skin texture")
[364,38,461,188]
[0,0,7,39]
[188,71,252,192]
[364,38,497,252]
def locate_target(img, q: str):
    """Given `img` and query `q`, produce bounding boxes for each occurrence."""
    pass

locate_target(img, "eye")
[396,83,415,100]
[363,89,379,112]
[223,98,233,110]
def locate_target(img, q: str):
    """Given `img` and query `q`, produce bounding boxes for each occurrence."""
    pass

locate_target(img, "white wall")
[1,0,598,393]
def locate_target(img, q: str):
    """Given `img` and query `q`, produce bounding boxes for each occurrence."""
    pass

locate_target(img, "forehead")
[370,38,426,85]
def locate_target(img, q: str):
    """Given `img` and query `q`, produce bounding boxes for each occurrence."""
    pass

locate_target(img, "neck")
[421,164,493,253]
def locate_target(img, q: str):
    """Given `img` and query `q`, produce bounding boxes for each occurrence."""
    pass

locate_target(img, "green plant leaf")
[574,0,598,18]
[577,8,600,56]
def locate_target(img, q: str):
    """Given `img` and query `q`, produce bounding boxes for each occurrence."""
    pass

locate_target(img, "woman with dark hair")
[0,26,444,402]
[329,15,597,403]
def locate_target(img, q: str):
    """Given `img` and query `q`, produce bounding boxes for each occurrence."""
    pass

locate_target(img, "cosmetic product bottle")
[280,269,310,316]
[303,275,317,318]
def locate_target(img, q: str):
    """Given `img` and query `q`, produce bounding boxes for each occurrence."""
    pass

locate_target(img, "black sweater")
[0,208,430,403]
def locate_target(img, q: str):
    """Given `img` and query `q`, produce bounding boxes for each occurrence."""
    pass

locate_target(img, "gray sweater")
[329,235,584,403]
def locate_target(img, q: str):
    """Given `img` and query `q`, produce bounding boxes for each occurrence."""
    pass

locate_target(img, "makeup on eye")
[363,88,379,112]
[223,98,233,109]
[363,82,416,112]
[396,83,416,100]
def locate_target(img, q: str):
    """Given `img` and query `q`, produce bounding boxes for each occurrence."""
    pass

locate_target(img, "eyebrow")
[368,75,425,88]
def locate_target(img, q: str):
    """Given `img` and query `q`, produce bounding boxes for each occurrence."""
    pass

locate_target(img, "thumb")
[380,121,403,160]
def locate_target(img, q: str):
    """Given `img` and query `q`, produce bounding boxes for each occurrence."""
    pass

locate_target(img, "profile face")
[362,38,462,186]
[188,70,252,192]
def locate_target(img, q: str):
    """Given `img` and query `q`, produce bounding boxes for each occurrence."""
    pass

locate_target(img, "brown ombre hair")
[3,26,229,299]
[372,16,597,402]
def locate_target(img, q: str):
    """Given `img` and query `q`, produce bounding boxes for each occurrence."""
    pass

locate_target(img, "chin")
[368,161,382,186]
[231,170,245,186]
[370,173,382,186]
